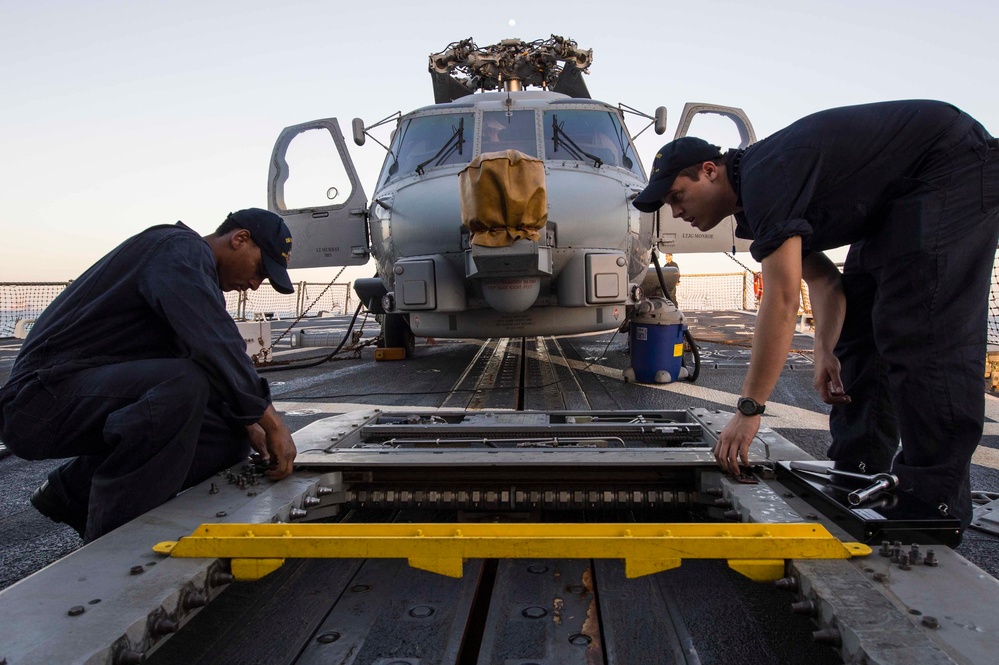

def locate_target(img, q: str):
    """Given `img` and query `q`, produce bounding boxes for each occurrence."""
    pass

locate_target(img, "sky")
[2,0,997,282]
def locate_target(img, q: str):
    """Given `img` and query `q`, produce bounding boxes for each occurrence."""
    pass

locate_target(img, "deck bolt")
[317,486,334,496]
[316,631,341,644]
[566,584,586,594]
[924,549,938,566]
[879,541,892,557]
[705,488,723,497]
[921,616,939,629]
[114,650,144,665]
[723,509,741,520]
[812,628,842,647]
[527,564,549,574]
[409,605,435,618]
[569,633,592,646]
[303,496,321,507]
[183,591,207,611]
[522,606,548,619]
[289,508,308,519]
[909,544,922,565]
[774,577,798,592]
[899,553,911,570]
[351,584,371,592]
[215,511,227,518]
[872,572,889,583]
[153,619,179,636]
[712,498,732,508]
[68,605,85,616]
[791,600,817,617]
[130,565,145,575]
[209,571,235,587]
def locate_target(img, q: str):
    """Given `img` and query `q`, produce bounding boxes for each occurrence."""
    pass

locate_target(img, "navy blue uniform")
[731,100,999,528]
[0,223,269,540]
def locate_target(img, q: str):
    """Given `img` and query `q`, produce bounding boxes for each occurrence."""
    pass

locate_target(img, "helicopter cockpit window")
[542,110,641,175]
[480,111,538,157]
[377,112,474,187]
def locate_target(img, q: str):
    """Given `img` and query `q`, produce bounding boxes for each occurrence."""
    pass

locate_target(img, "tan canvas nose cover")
[459,150,547,248]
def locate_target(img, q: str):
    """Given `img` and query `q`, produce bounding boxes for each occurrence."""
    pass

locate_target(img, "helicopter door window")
[480,111,538,157]
[543,110,641,175]
[280,127,355,209]
[378,113,474,187]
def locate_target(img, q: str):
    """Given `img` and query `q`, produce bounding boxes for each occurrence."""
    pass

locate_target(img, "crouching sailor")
[0,208,298,541]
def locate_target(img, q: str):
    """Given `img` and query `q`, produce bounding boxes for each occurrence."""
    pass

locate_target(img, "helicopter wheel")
[382,313,415,358]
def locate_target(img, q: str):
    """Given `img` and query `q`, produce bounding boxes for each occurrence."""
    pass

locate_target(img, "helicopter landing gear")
[381,313,415,358]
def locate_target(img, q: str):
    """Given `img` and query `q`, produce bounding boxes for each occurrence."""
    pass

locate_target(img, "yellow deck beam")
[154,522,871,582]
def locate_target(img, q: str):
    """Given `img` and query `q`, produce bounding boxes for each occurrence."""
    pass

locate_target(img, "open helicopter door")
[267,119,369,268]
[656,103,756,254]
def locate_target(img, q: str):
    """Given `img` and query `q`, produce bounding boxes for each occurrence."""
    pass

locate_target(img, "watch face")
[738,398,759,416]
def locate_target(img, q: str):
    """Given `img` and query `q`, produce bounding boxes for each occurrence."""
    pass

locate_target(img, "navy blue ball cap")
[633,137,723,213]
[226,208,295,294]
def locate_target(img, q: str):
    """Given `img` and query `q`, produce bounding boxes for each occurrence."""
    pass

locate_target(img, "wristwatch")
[737,397,766,416]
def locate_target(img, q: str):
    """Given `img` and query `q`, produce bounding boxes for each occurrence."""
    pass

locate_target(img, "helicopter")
[266,36,755,355]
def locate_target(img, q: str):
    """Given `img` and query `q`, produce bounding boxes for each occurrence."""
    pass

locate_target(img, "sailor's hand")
[264,428,296,480]
[714,413,760,475]
[813,351,851,405]
[257,405,297,480]
[246,424,269,462]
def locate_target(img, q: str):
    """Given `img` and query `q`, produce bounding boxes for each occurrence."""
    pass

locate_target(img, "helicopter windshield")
[378,112,474,187]
[479,111,538,157]
[542,109,640,175]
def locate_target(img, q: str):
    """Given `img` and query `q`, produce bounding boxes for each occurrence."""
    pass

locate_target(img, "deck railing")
[0,282,353,338]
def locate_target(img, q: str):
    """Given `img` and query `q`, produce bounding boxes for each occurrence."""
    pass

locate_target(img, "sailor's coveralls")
[0,223,269,540]
[730,100,999,528]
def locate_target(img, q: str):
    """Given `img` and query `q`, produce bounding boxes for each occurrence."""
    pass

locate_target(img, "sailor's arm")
[714,236,802,473]
[801,251,849,405]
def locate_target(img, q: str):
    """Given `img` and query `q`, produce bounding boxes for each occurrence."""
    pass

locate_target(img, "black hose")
[257,301,366,373]
[651,251,699,382]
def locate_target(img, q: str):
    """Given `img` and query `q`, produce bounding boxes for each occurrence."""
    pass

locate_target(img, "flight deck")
[3,312,999,665]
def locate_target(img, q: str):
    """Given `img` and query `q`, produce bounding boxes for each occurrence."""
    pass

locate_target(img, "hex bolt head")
[569,633,593,646]
[791,600,817,617]
[705,488,723,497]
[215,511,227,518]
[925,549,939,567]
[408,605,435,618]
[812,628,842,647]
[774,577,798,592]
[316,631,341,644]
[68,605,85,616]
[921,616,940,629]
[522,606,548,619]
[303,496,321,507]
[879,541,892,557]
[114,650,144,665]
[712,498,732,508]
[153,619,179,636]
[183,591,207,611]
[899,552,911,570]
[209,571,235,587]
[317,486,334,496]
[289,508,308,520]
